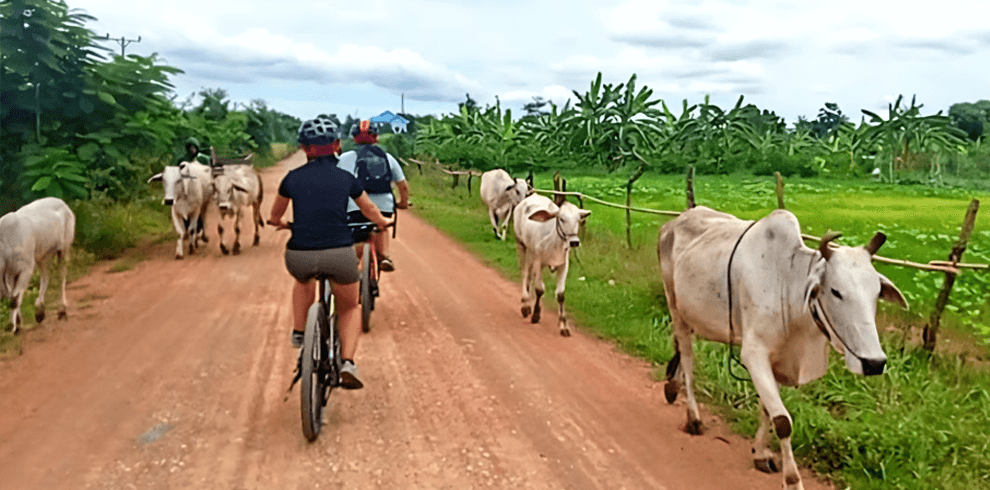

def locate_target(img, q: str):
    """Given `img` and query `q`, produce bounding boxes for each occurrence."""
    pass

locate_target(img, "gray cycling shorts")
[284,247,360,285]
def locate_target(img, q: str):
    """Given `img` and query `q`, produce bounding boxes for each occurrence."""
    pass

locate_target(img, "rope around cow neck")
[726,220,758,382]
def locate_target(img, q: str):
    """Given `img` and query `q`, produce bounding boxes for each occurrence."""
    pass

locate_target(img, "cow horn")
[865,232,886,256]
[819,231,842,260]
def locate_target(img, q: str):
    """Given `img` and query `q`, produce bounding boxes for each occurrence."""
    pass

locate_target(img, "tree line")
[0,0,300,214]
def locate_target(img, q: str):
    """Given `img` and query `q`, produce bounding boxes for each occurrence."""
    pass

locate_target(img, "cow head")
[147,166,190,206]
[803,232,908,376]
[528,202,591,248]
[213,174,250,212]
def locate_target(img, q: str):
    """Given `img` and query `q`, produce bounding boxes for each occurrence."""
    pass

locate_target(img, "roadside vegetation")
[408,163,989,489]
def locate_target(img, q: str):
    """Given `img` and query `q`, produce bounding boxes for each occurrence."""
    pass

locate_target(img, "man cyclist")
[269,117,393,389]
[336,120,410,272]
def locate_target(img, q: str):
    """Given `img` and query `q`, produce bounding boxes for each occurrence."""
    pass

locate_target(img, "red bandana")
[304,141,340,157]
[353,133,378,145]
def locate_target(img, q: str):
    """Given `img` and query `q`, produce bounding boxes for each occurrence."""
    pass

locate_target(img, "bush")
[753,149,820,178]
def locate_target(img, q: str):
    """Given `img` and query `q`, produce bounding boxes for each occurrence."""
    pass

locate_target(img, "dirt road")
[0,152,831,489]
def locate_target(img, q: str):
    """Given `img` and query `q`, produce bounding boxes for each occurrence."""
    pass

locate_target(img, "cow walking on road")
[513,194,590,337]
[658,206,908,490]
[212,165,264,255]
[148,161,213,259]
[480,169,529,240]
[0,197,76,333]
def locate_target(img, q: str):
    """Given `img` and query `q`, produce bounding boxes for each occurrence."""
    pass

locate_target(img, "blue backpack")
[354,145,393,194]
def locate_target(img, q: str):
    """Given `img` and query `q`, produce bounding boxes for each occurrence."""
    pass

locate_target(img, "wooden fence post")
[686,165,696,209]
[923,199,980,352]
[552,171,566,206]
[775,172,786,209]
[467,173,473,193]
[451,173,459,189]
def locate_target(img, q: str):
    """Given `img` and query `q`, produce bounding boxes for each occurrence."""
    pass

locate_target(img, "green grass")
[407,162,990,489]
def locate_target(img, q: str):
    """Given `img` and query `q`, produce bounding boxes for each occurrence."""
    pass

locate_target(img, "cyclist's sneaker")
[291,330,305,349]
[379,256,395,272]
[339,360,364,390]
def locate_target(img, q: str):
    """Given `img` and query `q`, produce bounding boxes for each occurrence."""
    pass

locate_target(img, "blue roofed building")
[370,110,410,133]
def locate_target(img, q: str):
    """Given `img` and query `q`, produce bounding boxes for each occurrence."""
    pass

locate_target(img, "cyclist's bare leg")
[332,281,361,360]
[292,280,316,334]
[373,232,389,260]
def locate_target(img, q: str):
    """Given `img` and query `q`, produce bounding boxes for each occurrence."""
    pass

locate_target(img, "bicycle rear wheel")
[300,303,327,441]
[360,244,373,333]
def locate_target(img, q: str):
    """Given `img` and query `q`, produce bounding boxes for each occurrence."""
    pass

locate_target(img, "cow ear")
[148,173,163,183]
[578,209,591,221]
[865,232,886,256]
[505,183,516,193]
[879,272,909,310]
[232,182,249,193]
[527,209,557,222]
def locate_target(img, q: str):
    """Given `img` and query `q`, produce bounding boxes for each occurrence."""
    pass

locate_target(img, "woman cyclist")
[269,117,393,389]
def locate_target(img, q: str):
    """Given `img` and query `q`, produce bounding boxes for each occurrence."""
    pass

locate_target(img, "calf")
[659,206,908,490]
[513,194,590,336]
[0,197,76,333]
[480,169,529,240]
[212,165,264,255]
[148,161,212,259]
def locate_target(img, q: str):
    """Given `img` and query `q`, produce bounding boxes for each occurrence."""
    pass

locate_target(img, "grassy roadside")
[406,161,990,489]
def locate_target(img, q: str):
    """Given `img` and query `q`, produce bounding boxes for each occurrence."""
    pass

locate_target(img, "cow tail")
[256,173,265,227]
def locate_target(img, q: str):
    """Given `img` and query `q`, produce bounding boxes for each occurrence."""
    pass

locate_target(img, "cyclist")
[269,117,393,390]
[178,137,212,166]
[337,120,410,272]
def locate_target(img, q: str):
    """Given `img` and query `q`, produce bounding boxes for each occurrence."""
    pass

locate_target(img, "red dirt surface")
[1,152,833,489]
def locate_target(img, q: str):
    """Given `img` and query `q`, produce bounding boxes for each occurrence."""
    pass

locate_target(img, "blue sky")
[77,0,990,124]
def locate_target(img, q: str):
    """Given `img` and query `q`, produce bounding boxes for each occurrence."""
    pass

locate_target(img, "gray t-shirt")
[336,147,406,213]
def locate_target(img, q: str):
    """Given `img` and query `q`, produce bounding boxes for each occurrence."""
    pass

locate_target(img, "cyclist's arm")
[395,180,410,209]
[354,192,393,230]
[270,194,290,228]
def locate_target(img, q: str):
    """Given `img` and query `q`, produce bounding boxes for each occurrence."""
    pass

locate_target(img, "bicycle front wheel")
[360,244,372,333]
[300,303,327,441]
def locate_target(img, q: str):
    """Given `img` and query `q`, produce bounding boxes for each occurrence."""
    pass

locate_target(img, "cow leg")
[554,258,571,336]
[753,402,779,473]
[741,345,802,490]
[232,208,243,255]
[185,215,197,255]
[489,208,501,239]
[198,201,209,243]
[171,208,186,259]
[531,263,545,324]
[252,202,262,246]
[676,326,703,435]
[218,222,229,255]
[34,255,52,323]
[10,293,23,334]
[57,249,69,320]
[518,243,533,318]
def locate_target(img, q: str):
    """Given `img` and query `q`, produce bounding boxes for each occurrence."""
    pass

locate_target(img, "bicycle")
[349,210,398,334]
[272,218,394,441]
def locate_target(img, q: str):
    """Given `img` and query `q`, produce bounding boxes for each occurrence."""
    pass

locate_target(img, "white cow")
[658,206,908,490]
[513,194,590,336]
[480,169,529,240]
[148,161,213,259]
[0,197,76,333]
[212,165,263,255]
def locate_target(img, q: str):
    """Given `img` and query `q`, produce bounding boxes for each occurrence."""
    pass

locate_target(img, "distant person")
[178,137,211,166]
[337,120,410,272]
[269,117,393,389]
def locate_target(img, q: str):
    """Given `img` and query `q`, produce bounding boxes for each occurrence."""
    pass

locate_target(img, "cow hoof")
[35,309,46,324]
[58,308,68,320]
[253,235,260,246]
[531,309,541,324]
[175,254,184,260]
[559,328,570,337]
[232,243,241,255]
[754,458,779,473]
[685,419,703,435]
[220,245,229,255]
[664,381,679,403]
[521,305,531,318]
[201,235,209,243]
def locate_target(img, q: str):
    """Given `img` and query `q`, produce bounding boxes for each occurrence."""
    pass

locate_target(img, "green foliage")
[18,146,89,199]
